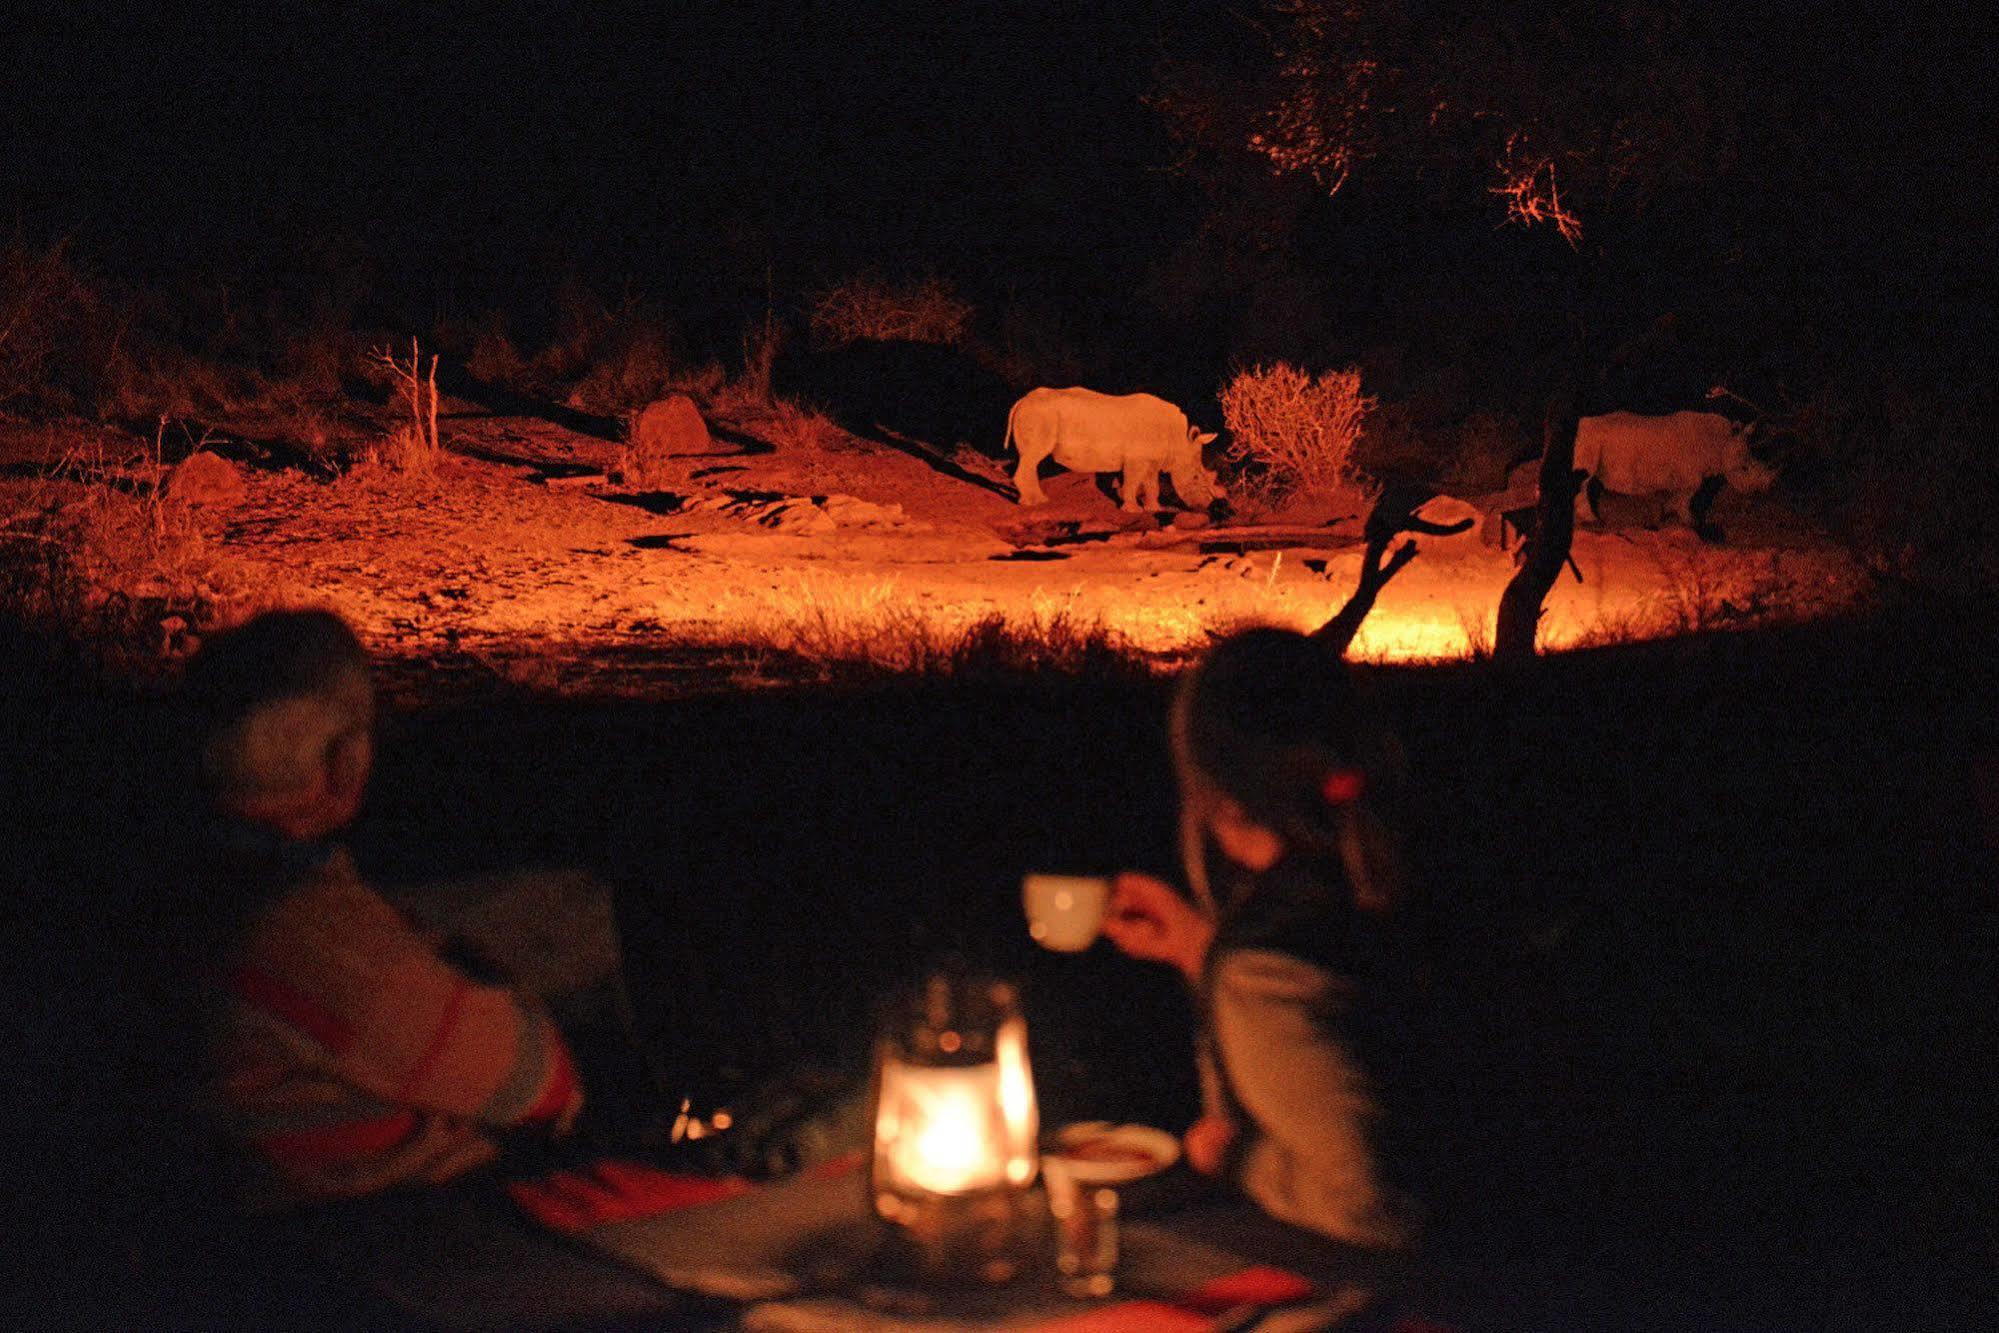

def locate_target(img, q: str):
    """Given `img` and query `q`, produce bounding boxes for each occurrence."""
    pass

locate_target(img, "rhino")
[1004,387,1222,510]
[1574,410,1776,526]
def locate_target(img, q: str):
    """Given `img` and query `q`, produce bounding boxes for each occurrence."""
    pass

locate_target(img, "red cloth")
[1028,1266,1320,1332]
[507,1160,753,1234]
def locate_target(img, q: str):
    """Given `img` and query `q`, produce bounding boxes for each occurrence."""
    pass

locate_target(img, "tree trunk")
[1494,383,1583,658]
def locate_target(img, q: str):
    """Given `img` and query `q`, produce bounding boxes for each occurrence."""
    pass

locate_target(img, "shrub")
[809,275,972,348]
[1221,363,1369,491]
[568,317,680,416]
[98,344,257,426]
[757,399,842,452]
[533,280,615,384]
[1788,376,1996,606]
[1219,362,1374,502]
[466,324,530,391]
[710,320,787,417]
[0,238,116,415]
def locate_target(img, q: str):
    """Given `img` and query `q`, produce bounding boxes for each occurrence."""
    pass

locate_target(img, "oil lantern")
[869,970,1039,1284]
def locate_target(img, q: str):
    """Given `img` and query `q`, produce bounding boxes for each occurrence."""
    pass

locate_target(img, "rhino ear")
[1193,431,1218,448]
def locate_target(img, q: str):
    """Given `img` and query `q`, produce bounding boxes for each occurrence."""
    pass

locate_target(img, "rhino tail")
[1001,401,1018,457]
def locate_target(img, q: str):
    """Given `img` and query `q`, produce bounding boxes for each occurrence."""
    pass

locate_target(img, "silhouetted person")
[184,610,583,1207]
[1104,628,1421,1250]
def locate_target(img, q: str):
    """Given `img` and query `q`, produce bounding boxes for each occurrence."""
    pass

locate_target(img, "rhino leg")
[1014,450,1050,505]
[1121,465,1159,512]
[1574,476,1603,526]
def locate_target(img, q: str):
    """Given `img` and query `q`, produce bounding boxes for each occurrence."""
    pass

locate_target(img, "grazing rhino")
[1004,387,1222,510]
[1574,410,1776,526]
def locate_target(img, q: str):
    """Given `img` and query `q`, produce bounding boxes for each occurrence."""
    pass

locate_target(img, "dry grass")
[677,576,1154,685]
[1552,546,1845,651]
[0,426,242,668]
[756,400,843,451]
[362,424,439,477]
[708,322,785,417]
[1219,362,1374,509]
[809,275,972,348]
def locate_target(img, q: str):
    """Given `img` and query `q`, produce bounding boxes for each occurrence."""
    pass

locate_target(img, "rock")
[1410,493,1487,553]
[756,498,838,534]
[1170,510,1213,530]
[165,451,247,507]
[630,394,712,456]
[820,494,906,527]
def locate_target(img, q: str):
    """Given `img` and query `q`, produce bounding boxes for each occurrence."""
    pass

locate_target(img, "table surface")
[282,1165,1404,1332]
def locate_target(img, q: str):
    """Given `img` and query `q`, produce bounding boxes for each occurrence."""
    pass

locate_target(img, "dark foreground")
[10,609,1996,1329]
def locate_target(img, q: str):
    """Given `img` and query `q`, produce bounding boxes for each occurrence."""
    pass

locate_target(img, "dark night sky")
[8,5,1184,289]
[5,2,1992,387]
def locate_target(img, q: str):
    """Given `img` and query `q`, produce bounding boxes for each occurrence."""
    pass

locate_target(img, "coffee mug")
[1022,873,1112,952]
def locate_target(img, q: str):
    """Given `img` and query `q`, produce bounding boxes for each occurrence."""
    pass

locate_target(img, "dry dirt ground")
[0,401,1875,700]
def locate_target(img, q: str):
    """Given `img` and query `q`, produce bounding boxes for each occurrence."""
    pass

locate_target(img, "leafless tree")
[1152,1,1746,655]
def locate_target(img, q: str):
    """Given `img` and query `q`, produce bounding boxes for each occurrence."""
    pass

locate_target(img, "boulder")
[819,494,907,527]
[1410,493,1487,553]
[630,394,712,456]
[751,498,838,534]
[165,451,247,507]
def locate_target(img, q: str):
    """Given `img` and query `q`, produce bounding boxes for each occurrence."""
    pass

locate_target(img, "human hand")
[1182,1113,1235,1176]
[553,1081,585,1136]
[1102,872,1214,984]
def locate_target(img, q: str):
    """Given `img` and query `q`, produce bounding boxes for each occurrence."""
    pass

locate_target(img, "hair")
[184,609,373,806]
[1171,627,1405,916]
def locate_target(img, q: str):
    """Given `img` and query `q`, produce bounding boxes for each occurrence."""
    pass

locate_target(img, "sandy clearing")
[1,405,1875,698]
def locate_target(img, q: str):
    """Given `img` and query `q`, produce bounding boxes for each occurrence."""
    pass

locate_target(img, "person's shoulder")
[1210,946,1344,1006]
[258,844,409,940]
[1216,855,1354,966]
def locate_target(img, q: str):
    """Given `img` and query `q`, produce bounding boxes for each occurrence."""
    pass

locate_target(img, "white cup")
[1022,873,1112,952]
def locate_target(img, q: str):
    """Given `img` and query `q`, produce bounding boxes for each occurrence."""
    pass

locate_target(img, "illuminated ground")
[2,404,1875,697]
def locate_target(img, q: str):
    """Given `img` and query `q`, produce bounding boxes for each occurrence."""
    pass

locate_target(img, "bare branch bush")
[1491,135,1582,246]
[1219,362,1374,507]
[809,275,972,348]
[367,338,441,474]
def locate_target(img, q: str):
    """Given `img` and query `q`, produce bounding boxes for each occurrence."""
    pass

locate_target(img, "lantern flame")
[877,1062,1008,1195]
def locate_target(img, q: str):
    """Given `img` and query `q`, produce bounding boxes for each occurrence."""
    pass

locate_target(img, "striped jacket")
[213,843,581,1205]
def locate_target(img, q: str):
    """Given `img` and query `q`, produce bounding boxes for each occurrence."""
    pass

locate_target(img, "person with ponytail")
[1103,627,1420,1250]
